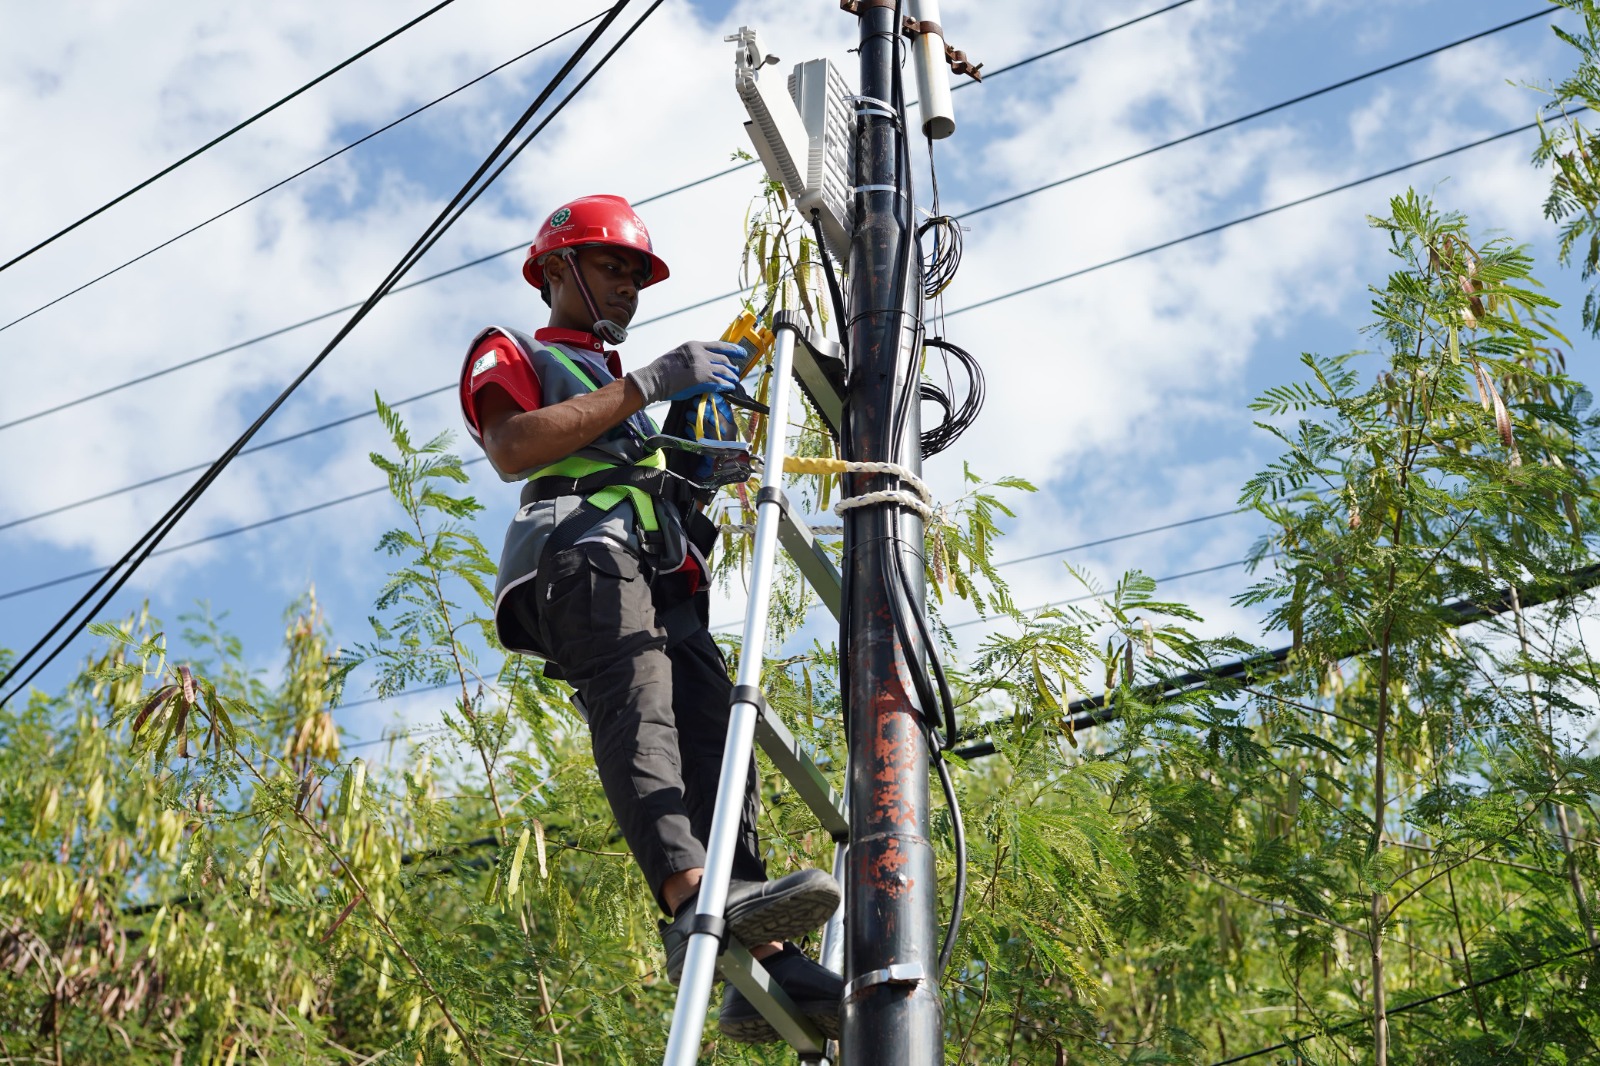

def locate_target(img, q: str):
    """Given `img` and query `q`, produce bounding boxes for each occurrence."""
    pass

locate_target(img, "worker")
[458,194,842,1042]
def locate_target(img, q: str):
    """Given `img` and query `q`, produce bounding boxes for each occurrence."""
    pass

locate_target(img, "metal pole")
[840,0,944,1061]
[661,321,803,1066]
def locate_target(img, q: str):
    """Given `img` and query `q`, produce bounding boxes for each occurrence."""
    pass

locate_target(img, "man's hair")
[539,282,552,308]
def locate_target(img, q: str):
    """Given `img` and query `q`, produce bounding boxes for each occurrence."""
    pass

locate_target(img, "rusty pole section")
[839,0,944,1061]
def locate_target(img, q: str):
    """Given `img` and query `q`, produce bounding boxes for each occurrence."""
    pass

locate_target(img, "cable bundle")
[919,337,984,458]
[918,215,963,298]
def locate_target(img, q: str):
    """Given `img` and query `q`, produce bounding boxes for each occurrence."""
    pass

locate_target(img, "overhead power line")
[0,114,1546,595]
[0,0,661,705]
[0,106,1553,543]
[951,563,1600,760]
[947,554,1265,632]
[0,2,1214,433]
[0,462,1238,605]
[945,116,1557,319]
[1211,941,1600,1065]
[0,10,609,335]
[0,383,460,533]
[958,6,1557,222]
[0,0,467,275]
[959,0,1200,85]
[324,565,1600,756]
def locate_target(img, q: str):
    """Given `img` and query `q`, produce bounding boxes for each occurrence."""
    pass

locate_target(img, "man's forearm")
[484,378,647,472]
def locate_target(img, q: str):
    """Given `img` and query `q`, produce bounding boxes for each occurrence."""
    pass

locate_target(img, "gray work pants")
[513,540,767,910]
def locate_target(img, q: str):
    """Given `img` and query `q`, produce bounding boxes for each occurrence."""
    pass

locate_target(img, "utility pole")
[840,1,945,1061]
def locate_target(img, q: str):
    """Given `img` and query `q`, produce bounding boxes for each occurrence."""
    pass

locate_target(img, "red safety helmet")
[522,194,670,290]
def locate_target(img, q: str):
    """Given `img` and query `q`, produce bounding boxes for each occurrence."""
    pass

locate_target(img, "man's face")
[548,245,647,330]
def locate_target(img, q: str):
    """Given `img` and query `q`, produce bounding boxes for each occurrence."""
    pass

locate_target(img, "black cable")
[0,6,1221,432]
[958,0,1200,88]
[0,0,467,275]
[946,116,1561,319]
[0,458,491,603]
[0,1,658,704]
[0,10,610,335]
[809,210,850,359]
[1211,941,1600,1065]
[0,384,458,533]
[6,112,1541,564]
[959,6,1559,224]
[918,215,962,299]
[932,744,967,975]
[919,337,982,457]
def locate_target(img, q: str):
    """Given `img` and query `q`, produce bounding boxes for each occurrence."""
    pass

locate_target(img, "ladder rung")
[753,701,850,842]
[773,489,843,620]
[791,327,846,440]
[719,942,830,1057]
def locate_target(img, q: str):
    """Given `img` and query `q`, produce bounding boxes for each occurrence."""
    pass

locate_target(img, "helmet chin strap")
[558,248,629,345]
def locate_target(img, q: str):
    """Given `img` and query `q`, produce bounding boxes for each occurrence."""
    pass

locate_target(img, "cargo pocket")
[537,543,655,672]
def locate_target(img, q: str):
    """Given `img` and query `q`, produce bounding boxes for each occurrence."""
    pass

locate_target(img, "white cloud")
[0,0,1588,719]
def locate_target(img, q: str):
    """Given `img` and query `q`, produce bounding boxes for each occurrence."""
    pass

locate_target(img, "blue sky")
[0,0,1590,745]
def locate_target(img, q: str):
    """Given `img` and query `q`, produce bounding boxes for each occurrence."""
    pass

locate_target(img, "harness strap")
[521,465,699,514]
[523,344,667,538]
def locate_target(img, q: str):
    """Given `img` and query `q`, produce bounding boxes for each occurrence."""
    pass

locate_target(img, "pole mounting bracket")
[842,962,928,1004]
[836,1,983,81]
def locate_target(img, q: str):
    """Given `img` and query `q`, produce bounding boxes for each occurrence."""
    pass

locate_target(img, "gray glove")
[626,341,744,405]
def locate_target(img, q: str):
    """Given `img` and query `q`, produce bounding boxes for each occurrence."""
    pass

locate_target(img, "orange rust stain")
[866,837,914,898]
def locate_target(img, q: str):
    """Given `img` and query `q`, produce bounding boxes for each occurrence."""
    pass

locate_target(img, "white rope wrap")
[833,489,935,522]
[828,460,935,522]
[832,461,932,504]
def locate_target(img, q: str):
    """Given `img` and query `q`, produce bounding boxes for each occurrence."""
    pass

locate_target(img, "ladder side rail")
[661,315,804,1066]
[820,797,847,977]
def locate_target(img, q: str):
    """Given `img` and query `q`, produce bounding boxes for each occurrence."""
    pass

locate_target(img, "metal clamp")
[843,962,927,1003]
[731,683,769,715]
[687,913,730,953]
[846,93,900,123]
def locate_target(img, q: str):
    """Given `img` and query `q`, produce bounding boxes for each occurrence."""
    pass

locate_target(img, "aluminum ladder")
[661,311,851,1065]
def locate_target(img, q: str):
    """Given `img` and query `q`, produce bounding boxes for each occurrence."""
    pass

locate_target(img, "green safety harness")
[519,345,689,561]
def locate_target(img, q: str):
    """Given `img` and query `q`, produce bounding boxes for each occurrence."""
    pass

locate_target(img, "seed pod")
[1491,382,1514,449]
[507,827,530,899]
[1472,361,1492,412]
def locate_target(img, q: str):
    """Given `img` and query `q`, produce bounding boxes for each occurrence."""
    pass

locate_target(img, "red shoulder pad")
[460,329,543,441]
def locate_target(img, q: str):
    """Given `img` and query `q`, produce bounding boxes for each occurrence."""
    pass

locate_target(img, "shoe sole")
[665,878,841,984]
[720,1002,842,1044]
[725,880,841,947]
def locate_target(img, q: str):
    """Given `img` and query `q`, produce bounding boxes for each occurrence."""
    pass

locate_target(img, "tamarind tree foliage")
[11,6,1600,1063]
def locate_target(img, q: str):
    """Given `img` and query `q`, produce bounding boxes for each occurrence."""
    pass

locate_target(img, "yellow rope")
[781,456,851,476]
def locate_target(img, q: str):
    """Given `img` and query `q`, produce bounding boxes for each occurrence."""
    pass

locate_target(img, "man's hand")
[626,341,744,405]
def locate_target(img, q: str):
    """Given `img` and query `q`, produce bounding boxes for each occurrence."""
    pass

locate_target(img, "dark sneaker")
[660,869,841,984]
[720,943,843,1043]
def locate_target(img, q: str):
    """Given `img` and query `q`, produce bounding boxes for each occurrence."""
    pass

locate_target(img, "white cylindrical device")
[910,0,955,139]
